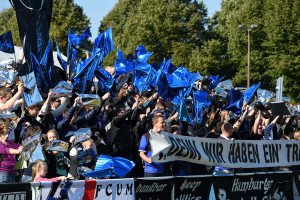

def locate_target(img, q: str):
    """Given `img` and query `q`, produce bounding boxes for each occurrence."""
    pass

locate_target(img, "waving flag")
[209,74,225,89]
[178,91,192,124]
[30,53,49,88]
[135,45,153,63]
[244,83,261,104]
[56,41,68,71]
[83,155,135,178]
[193,90,211,124]
[114,48,135,75]
[94,68,114,92]
[94,27,114,57]
[0,31,14,53]
[133,63,156,92]
[68,27,91,47]
[151,58,172,87]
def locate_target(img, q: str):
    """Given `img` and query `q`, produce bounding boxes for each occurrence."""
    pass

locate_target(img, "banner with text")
[174,176,211,200]
[135,177,174,200]
[94,179,134,200]
[150,131,300,168]
[31,181,86,200]
[212,172,293,200]
[31,179,134,200]
[0,182,31,200]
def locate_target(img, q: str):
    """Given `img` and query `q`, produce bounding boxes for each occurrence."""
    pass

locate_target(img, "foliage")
[216,0,300,101]
[0,0,90,55]
[100,0,208,67]
[0,8,20,45]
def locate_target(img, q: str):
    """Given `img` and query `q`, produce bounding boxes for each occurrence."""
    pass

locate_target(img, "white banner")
[150,131,300,168]
[31,181,85,200]
[94,179,134,200]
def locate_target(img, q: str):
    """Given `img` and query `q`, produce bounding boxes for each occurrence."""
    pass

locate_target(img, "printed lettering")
[228,143,260,164]
[167,137,179,156]
[179,180,202,192]
[125,183,133,195]
[95,185,102,198]
[175,138,185,157]
[117,184,122,195]
[106,184,112,196]
[263,144,279,163]
[136,183,168,193]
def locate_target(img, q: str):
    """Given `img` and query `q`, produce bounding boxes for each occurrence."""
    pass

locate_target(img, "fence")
[1,171,299,200]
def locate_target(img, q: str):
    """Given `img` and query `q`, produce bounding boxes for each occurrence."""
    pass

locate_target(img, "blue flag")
[0,31,14,53]
[94,27,114,57]
[82,155,135,178]
[209,74,225,89]
[151,58,172,87]
[178,91,192,124]
[40,40,53,67]
[244,83,261,104]
[165,67,200,105]
[30,53,49,89]
[193,90,211,124]
[56,41,68,71]
[133,63,156,92]
[225,97,243,114]
[135,45,153,63]
[114,48,135,75]
[68,27,91,47]
[229,89,243,105]
[94,68,114,92]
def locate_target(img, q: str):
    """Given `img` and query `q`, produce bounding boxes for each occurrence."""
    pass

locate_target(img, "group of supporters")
[0,65,299,184]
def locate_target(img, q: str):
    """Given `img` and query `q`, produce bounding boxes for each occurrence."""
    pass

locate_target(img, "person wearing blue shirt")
[213,122,234,176]
[139,113,165,177]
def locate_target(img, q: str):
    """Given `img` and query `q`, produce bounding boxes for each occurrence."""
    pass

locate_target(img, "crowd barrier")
[1,171,299,200]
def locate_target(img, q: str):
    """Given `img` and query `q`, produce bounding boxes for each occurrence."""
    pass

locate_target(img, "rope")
[19,0,44,11]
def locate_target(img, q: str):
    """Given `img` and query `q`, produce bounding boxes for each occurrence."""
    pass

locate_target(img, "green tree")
[0,8,20,45]
[50,0,90,54]
[263,0,300,101]
[216,0,300,101]
[189,11,232,77]
[0,0,90,55]
[99,0,208,67]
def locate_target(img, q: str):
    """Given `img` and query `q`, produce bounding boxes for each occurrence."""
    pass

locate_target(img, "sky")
[1,0,222,39]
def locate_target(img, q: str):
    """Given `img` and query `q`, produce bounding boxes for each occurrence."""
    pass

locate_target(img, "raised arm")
[0,84,24,112]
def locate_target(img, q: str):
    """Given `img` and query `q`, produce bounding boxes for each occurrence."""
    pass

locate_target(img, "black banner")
[212,172,293,200]
[0,182,32,200]
[293,172,300,199]
[174,176,212,200]
[135,177,174,200]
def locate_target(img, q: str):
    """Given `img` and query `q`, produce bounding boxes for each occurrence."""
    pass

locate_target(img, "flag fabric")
[19,72,43,107]
[133,63,156,92]
[83,155,135,178]
[56,42,68,71]
[40,40,53,67]
[30,53,49,88]
[94,68,114,92]
[193,90,211,124]
[0,31,14,53]
[114,48,135,75]
[225,97,243,114]
[209,74,225,89]
[244,83,261,104]
[135,45,153,63]
[229,88,243,105]
[68,27,91,47]
[178,91,192,124]
[151,58,171,87]
[94,27,114,57]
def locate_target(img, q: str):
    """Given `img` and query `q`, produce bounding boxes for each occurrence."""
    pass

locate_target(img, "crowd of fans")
[0,65,299,184]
